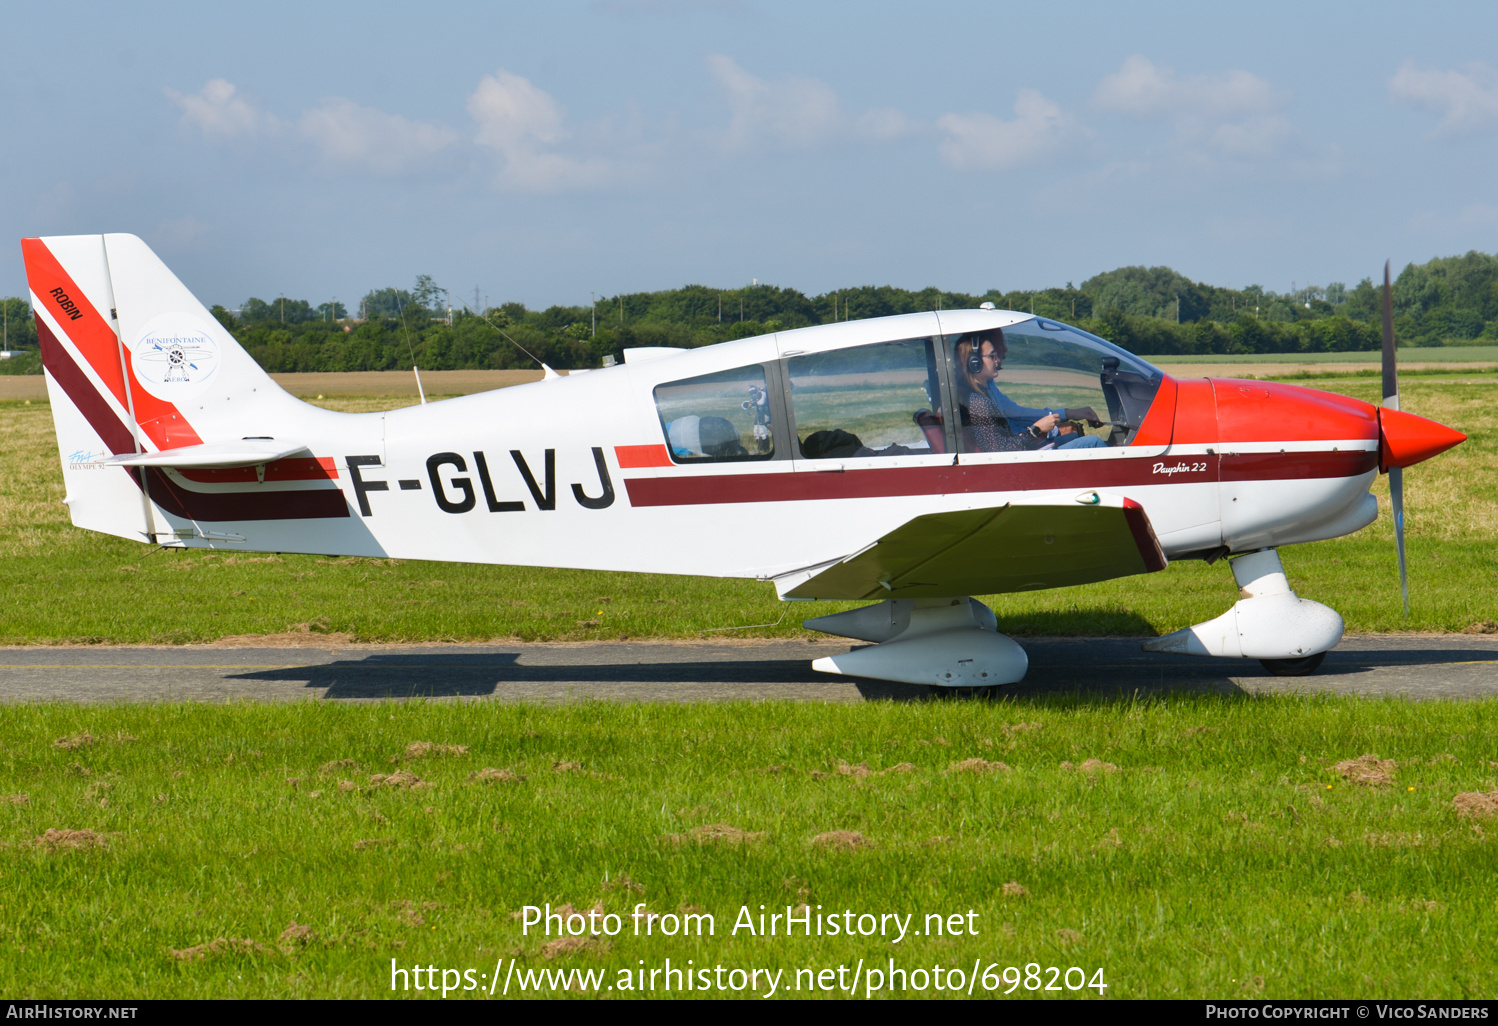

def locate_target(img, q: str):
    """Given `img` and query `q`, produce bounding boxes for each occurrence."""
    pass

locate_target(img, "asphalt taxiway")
[0,635,1494,704]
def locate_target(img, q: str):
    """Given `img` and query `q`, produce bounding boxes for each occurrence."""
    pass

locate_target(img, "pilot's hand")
[1033,413,1061,434]
[1067,406,1103,428]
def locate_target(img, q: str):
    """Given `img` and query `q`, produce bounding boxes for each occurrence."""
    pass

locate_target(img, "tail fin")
[24,233,317,542]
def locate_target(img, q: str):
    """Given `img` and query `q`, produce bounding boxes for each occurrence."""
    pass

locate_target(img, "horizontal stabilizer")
[104,440,310,469]
[783,496,1167,601]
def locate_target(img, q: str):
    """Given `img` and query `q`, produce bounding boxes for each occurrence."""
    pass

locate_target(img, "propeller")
[1380,261,1409,617]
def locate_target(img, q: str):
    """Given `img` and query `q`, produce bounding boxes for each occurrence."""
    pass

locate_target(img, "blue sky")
[4,1,1497,310]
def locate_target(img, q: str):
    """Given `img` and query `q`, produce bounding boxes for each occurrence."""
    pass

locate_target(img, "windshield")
[946,317,1163,451]
[1025,318,1162,379]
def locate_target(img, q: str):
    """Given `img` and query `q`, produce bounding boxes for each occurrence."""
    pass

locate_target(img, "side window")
[654,365,774,464]
[787,338,943,459]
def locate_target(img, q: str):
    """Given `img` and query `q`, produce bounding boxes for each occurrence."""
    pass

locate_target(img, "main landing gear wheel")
[926,685,1001,700]
[1258,651,1327,677]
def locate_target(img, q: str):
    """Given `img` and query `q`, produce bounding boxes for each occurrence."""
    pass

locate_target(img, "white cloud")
[1095,54,1280,121]
[1390,61,1498,135]
[298,99,459,176]
[167,70,628,191]
[469,70,567,151]
[704,55,915,151]
[165,62,921,193]
[165,79,280,139]
[936,90,1071,171]
[466,69,612,192]
[708,54,841,149]
[168,78,465,178]
[1092,55,1307,166]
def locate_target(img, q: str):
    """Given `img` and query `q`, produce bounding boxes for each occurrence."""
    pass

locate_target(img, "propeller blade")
[1380,262,1409,617]
[1381,260,1397,411]
[1390,464,1409,617]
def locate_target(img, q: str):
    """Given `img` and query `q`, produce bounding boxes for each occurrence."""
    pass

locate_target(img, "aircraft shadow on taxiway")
[217,642,1496,701]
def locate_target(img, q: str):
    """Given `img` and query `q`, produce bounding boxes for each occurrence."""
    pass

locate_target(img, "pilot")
[955,339,1038,452]
[961,329,1107,450]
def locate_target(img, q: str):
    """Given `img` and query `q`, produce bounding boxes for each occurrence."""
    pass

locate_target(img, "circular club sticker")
[131,313,221,400]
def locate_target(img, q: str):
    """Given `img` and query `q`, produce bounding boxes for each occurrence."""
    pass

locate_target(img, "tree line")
[5,250,1498,376]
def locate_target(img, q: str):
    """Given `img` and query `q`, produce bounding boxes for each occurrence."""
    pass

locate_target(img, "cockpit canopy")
[652,316,1162,462]
[953,318,1163,451]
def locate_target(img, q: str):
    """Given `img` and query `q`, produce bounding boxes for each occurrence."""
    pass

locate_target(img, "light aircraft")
[23,235,1466,689]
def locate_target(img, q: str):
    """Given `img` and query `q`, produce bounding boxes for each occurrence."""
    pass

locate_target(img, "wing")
[781,497,1167,601]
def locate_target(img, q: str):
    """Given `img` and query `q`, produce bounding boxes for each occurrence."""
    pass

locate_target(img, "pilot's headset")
[964,339,984,377]
[964,329,1004,376]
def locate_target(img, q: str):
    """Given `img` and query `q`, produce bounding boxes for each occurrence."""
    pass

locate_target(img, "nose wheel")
[1143,549,1342,675]
[1259,651,1327,677]
[926,684,1002,700]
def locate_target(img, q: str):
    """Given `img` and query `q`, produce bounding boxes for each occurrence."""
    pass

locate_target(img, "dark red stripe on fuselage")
[177,457,339,484]
[620,449,1378,507]
[1220,450,1378,481]
[39,319,349,522]
[144,468,349,521]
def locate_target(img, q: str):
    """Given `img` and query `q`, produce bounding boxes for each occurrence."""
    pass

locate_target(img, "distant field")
[1149,346,1498,381]
[1146,345,1498,364]
[0,375,1492,644]
[0,369,557,403]
[268,369,557,398]
[1,696,1495,998]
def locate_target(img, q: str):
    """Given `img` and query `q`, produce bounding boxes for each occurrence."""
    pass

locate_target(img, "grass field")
[2,379,1496,1002]
[0,375,1493,643]
[2,696,1496,999]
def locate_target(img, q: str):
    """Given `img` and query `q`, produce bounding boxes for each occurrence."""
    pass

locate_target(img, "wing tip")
[1122,499,1168,573]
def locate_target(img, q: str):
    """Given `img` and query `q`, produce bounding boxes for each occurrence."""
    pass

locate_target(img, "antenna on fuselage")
[481,311,558,379]
[394,296,427,405]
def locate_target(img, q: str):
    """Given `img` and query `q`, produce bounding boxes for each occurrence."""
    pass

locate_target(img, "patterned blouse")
[964,388,1043,453]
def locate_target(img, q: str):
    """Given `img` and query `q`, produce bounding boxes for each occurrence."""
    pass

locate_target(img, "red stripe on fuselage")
[620,449,1376,507]
[615,444,673,468]
[21,237,202,450]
